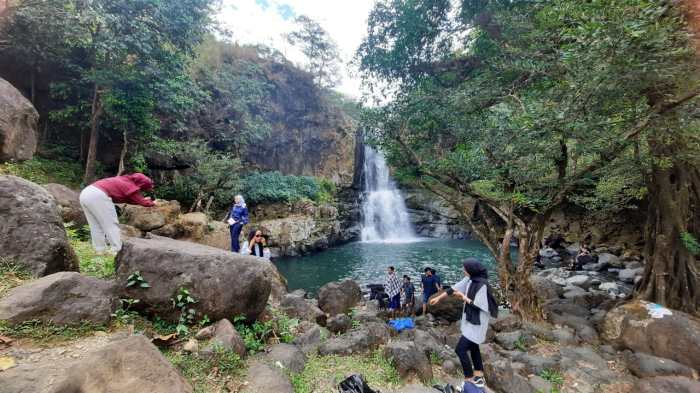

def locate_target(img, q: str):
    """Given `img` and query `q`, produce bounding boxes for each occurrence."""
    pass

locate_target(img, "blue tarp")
[388,317,415,332]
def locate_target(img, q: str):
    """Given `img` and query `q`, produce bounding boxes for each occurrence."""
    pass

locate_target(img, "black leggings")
[455,336,483,378]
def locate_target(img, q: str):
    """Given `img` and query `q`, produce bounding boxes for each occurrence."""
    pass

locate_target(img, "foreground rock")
[319,322,390,355]
[43,183,87,226]
[2,335,192,393]
[265,343,307,374]
[279,293,327,326]
[317,279,362,316]
[383,341,433,382]
[602,300,700,370]
[634,376,700,393]
[116,236,272,322]
[120,200,181,232]
[0,77,38,161]
[0,272,117,325]
[242,361,294,393]
[197,318,246,358]
[0,176,79,276]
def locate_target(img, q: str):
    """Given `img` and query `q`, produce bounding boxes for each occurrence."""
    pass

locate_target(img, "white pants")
[79,185,121,253]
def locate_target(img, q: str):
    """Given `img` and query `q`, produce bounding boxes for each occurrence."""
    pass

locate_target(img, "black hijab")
[463,258,499,324]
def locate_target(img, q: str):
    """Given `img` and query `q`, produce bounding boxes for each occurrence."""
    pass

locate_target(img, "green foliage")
[514,336,528,352]
[172,287,198,336]
[291,350,401,393]
[0,320,106,344]
[111,298,141,326]
[242,171,321,204]
[66,223,115,278]
[126,271,150,289]
[539,368,564,393]
[151,139,241,212]
[165,347,243,393]
[232,309,299,354]
[286,15,341,88]
[681,232,700,256]
[0,157,84,188]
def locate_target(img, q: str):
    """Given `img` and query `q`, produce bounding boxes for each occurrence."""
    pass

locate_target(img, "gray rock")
[491,312,521,332]
[326,314,352,334]
[280,293,327,326]
[0,176,79,276]
[618,267,643,283]
[597,253,622,268]
[242,361,293,393]
[0,272,117,325]
[495,330,528,350]
[317,279,361,316]
[0,77,38,161]
[563,285,587,299]
[292,325,329,355]
[626,261,643,270]
[383,341,433,382]
[115,236,274,322]
[566,275,592,289]
[625,352,696,379]
[530,275,564,302]
[528,375,553,393]
[599,282,619,292]
[2,335,193,393]
[266,343,307,374]
[634,376,700,393]
[43,183,87,226]
[200,319,246,358]
[319,322,389,355]
[602,300,700,370]
[539,248,558,258]
[552,327,579,345]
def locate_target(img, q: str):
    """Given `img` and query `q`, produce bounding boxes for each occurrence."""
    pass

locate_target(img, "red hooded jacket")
[92,173,155,207]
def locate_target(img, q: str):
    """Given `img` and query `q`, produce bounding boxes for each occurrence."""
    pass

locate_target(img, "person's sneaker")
[473,376,486,388]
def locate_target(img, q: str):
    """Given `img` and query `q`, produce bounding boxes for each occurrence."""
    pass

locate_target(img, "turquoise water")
[273,239,497,295]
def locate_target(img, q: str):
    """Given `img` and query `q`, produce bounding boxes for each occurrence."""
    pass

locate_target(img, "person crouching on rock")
[79,173,156,254]
[247,229,267,258]
[430,258,498,390]
[226,195,249,252]
[384,266,402,318]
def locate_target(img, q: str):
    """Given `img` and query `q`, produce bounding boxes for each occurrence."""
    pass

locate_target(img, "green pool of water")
[273,239,497,295]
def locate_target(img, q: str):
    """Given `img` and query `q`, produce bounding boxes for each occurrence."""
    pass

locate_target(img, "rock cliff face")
[402,187,471,239]
[0,77,37,162]
[243,62,358,187]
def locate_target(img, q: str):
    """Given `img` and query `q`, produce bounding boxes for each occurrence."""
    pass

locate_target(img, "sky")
[217,0,377,99]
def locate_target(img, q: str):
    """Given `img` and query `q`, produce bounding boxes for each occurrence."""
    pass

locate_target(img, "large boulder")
[601,300,700,370]
[0,175,79,276]
[383,341,433,382]
[115,236,272,322]
[426,293,463,322]
[624,352,697,379]
[265,343,307,374]
[0,77,38,161]
[2,335,193,393]
[120,200,181,232]
[317,279,362,316]
[0,272,117,325]
[43,183,87,226]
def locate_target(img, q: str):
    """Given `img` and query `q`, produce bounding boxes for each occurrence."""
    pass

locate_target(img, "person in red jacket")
[79,173,156,254]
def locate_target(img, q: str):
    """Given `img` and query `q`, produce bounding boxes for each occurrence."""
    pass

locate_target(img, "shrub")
[232,309,299,353]
[242,171,320,204]
[0,157,83,188]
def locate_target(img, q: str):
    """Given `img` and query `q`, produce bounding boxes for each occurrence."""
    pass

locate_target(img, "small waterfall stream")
[360,146,417,242]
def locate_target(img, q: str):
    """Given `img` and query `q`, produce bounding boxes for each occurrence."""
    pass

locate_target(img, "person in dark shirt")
[421,267,441,315]
[401,275,416,316]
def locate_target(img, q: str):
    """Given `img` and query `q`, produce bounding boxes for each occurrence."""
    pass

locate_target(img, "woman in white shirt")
[430,258,498,390]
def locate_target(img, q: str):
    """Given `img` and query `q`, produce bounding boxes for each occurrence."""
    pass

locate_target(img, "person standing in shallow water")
[384,266,402,318]
[79,173,156,254]
[227,195,248,252]
[430,258,498,390]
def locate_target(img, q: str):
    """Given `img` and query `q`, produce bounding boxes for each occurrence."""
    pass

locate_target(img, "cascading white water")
[360,146,417,242]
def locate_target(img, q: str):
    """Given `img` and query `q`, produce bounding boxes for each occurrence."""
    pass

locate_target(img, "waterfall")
[360,146,417,242]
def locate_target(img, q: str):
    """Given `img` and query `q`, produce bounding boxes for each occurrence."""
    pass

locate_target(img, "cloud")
[217,0,376,99]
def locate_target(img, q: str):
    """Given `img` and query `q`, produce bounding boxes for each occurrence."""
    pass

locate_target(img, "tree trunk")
[510,226,545,320]
[637,146,700,314]
[83,85,103,184]
[117,131,128,176]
